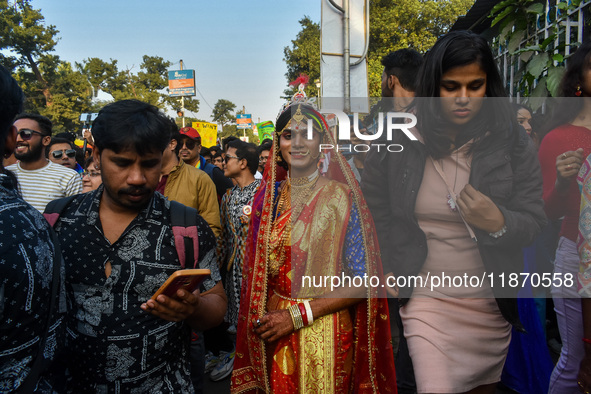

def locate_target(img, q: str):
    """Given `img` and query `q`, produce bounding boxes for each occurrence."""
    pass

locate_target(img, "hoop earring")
[575,84,582,97]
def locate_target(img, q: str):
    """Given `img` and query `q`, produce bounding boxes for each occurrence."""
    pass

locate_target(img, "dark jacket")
[361,125,546,329]
[198,155,233,199]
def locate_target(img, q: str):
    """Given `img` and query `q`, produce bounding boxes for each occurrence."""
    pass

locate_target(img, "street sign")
[168,70,196,97]
[236,114,252,129]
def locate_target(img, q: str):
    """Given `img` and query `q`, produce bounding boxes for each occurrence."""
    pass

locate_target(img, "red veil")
[231,104,396,393]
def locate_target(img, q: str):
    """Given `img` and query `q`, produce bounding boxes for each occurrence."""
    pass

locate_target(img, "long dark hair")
[541,40,591,138]
[560,40,591,97]
[0,65,24,181]
[414,31,515,159]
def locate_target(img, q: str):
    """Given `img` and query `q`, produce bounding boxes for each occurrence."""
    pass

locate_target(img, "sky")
[31,0,321,125]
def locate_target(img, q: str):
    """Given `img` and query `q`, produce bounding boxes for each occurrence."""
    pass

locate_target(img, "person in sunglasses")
[47,137,84,174]
[6,113,82,212]
[179,127,233,200]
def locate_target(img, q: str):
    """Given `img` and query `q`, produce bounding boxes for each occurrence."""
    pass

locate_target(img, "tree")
[0,0,60,106]
[367,0,473,96]
[0,2,199,132]
[487,0,581,104]
[218,123,260,145]
[283,1,473,98]
[212,99,237,130]
[77,55,200,113]
[283,16,320,97]
[0,1,96,132]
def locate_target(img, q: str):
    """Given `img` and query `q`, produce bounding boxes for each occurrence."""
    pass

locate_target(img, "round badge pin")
[243,205,252,216]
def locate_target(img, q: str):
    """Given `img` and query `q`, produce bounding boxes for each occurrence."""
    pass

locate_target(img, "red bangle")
[298,303,308,326]
[583,337,591,345]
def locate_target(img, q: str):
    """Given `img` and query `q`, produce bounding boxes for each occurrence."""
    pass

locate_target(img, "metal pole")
[343,0,350,113]
[180,60,186,127]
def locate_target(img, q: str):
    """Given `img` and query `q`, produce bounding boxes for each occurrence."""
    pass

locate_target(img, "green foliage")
[76,55,200,112]
[489,0,581,105]
[368,0,473,96]
[218,124,260,145]
[174,116,208,130]
[212,99,237,129]
[283,16,320,97]
[0,1,199,133]
[283,0,473,98]
[0,0,59,106]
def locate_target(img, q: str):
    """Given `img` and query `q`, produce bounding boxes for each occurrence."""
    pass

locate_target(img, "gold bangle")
[289,304,304,330]
[288,305,298,329]
[293,304,304,329]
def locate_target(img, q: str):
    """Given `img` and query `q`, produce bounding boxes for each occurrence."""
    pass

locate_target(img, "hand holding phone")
[142,269,211,323]
[150,269,210,300]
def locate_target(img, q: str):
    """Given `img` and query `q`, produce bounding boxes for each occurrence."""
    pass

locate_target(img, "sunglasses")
[181,139,197,150]
[224,154,240,163]
[51,149,77,159]
[17,129,46,141]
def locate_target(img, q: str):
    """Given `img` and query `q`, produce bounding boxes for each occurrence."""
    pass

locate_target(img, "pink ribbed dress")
[399,141,511,393]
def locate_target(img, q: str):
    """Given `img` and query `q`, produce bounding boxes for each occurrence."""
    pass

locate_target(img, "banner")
[256,121,274,142]
[192,121,218,148]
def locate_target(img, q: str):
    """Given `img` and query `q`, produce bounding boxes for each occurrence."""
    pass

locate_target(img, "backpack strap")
[43,195,77,227]
[169,201,200,269]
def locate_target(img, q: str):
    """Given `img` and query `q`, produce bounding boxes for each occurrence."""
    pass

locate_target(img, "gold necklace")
[291,171,319,221]
[290,169,319,186]
[268,180,292,277]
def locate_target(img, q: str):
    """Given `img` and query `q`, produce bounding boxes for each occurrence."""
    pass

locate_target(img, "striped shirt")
[6,160,82,212]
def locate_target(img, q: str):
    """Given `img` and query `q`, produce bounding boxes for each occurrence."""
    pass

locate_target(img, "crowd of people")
[1,29,591,394]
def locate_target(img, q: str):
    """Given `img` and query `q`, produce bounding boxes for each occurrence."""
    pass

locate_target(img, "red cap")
[179,127,201,140]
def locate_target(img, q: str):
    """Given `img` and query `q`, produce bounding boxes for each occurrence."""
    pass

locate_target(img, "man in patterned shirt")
[0,66,66,392]
[48,99,227,392]
[208,139,261,381]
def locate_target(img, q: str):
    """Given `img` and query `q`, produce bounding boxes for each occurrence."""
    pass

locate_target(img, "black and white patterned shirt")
[0,173,66,393]
[219,179,260,326]
[51,186,220,393]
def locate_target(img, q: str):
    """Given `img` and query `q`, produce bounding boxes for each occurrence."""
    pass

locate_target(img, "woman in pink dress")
[363,31,546,393]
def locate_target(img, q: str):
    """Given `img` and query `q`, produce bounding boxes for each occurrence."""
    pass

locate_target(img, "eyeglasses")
[181,139,197,150]
[82,171,101,178]
[224,154,240,163]
[17,129,46,141]
[51,149,76,159]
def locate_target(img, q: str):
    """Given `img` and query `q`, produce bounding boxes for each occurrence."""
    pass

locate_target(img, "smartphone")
[151,269,211,300]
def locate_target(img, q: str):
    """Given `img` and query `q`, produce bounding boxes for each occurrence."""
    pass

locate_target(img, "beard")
[14,140,44,162]
[102,177,153,212]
